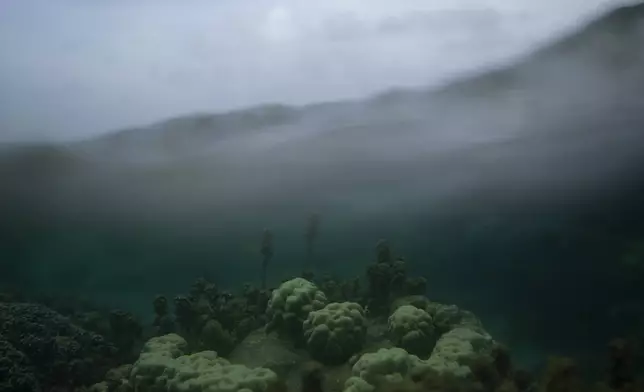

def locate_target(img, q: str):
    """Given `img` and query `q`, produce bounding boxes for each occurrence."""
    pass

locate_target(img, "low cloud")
[0,0,629,141]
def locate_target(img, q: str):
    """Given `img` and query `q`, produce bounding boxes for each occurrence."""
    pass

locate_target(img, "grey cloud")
[377,9,502,35]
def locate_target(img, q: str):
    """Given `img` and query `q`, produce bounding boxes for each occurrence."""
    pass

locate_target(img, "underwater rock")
[0,302,118,391]
[229,328,309,378]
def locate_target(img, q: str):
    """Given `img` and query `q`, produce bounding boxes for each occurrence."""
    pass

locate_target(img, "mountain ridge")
[1,2,643,220]
[74,2,644,157]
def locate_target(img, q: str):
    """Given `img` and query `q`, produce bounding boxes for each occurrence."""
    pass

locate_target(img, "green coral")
[165,351,277,392]
[425,327,494,378]
[131,334,189,391]
[426,303,485,335]
[303,302,367,365]
[130,335,279,392]
[344,348,429,392]
[388,305,436,358]
[265,278,327,339]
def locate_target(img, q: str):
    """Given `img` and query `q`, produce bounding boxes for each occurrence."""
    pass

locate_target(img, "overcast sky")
[0,0,629,142]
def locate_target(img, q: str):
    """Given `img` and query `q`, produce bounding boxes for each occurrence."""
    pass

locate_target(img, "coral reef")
[390,296,431,314]
[464,343,521,392]
[425,303,486,335]
[5,228,643,392]
[303,302,367,365]
[0,302,118,392]
[366,240,430,316]
[169,277,268,355]
[425,327,494,378]
[344,347,429,392]
[0,338,40,392]
[387,305,436,358]
[131,334,281,392]
[365,342,532,392]
[266,278,328,340]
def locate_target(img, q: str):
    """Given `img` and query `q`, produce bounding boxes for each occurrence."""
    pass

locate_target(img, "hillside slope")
[1,2,643,220]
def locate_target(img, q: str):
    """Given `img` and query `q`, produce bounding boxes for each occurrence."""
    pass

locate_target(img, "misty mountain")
[2,2,644,222]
